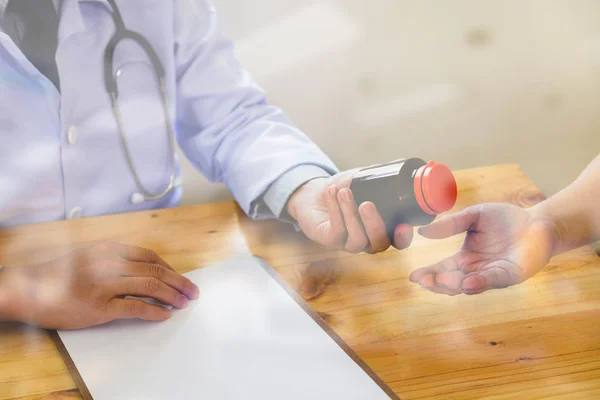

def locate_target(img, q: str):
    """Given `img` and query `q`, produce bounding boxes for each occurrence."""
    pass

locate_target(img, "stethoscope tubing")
[104,0,177,203]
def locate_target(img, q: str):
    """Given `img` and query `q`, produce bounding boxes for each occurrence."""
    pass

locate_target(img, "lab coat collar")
[59,0,113,40]
[78,0,113,13]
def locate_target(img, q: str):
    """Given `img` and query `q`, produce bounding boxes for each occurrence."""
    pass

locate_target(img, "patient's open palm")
[410,203,556,295]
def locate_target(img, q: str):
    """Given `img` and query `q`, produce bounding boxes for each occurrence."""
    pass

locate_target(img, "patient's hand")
[410,203,557,295]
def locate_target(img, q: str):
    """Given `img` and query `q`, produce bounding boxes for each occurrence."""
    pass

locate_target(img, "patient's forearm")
[530,154,600,256]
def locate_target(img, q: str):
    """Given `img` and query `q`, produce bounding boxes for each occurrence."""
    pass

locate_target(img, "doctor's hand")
[410,203,556,295]
[0,242,199,330]
[287,170,414,253]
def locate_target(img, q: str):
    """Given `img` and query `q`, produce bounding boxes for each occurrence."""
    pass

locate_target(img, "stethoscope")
[104,0,178,205]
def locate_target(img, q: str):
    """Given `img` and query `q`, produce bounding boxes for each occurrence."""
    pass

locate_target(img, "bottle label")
[353,158,408,181]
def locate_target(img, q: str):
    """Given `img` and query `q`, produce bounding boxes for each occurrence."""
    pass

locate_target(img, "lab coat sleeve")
[173,0,339,216]
[258,165,331,221]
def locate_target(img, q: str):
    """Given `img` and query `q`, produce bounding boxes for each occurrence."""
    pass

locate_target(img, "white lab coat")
[0,0,336,226]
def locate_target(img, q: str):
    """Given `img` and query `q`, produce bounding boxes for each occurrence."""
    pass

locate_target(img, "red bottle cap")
[413,161,457,215]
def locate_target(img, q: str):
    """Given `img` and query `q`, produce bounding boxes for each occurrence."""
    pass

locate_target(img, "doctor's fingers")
[88,241,174,271]
[337,189,370,253]
[358,202,391,253]
[107,298,172,323]
[118,261,199,300]
[392,224,414,250]
[323,185,348,247]
[106,277,190,309]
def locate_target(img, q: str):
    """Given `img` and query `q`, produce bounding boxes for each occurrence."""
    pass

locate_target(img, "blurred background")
[179,0,600,205]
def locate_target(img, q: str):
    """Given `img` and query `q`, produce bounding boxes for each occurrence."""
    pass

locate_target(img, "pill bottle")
[350,158,457,238]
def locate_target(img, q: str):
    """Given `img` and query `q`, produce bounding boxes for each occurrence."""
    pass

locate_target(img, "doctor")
[0,0,413,329]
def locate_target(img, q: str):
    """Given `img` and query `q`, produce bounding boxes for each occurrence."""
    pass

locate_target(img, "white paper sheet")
[58,257,393,399]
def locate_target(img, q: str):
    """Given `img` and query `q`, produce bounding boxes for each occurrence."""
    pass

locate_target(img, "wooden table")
[1,164,600,400]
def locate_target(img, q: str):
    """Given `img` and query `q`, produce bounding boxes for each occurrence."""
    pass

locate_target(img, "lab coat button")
[68,207,82,219]
[67,126,78,145]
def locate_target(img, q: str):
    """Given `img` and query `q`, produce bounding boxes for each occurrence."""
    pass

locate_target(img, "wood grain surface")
[1,164,599,399]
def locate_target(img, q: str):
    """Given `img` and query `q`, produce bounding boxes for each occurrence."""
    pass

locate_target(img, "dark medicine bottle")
[350,158,458,239]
